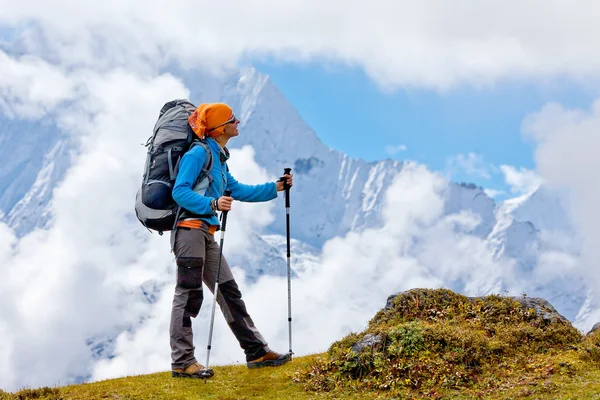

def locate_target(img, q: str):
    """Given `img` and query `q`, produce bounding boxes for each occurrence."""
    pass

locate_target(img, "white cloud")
[447,155,540,198]
[533,251,579,283]
[483,188,506,198]
[219,145,278,258]
[446,153,542,197]
[0,51,77,118]
[523,100,600,331]
[499,165,542,195]
[3,1,600,89]
[0,58,189,390]
[446,152,492,180]
[385,144,407,155]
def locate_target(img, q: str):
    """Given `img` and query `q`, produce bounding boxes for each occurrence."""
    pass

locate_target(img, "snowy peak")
[509,185,574,234]
[234,67,270,125]
[0,116,72,236]
[445,182,497,238]
[230,71,328,167]
[7,139,71,234]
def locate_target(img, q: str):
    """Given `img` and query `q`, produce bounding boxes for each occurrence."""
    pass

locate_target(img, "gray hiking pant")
[169,225,271,370]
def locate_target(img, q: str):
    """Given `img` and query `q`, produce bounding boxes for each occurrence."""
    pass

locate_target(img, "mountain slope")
[0,117,71,235]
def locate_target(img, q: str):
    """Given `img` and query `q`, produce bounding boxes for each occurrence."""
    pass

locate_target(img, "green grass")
[1,355,380,400]
[5,288,600,399]
[4,352,600,399]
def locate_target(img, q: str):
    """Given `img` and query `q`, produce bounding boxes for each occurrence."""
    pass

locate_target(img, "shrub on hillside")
[294,288,583,396]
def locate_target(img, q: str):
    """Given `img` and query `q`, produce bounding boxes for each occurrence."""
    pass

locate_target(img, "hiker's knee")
[219,279,242,300]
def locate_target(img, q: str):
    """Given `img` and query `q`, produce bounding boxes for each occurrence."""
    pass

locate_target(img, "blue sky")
[256,61,596,197]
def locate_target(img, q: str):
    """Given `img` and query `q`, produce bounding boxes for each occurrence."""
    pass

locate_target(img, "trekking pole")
[280,168,294,356]
[201,189,232,380]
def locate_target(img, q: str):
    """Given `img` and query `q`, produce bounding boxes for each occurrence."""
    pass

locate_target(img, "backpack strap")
[186,139,214,190]
[171,139,214,229]
[170,139,214,252]
[195,140,214,186]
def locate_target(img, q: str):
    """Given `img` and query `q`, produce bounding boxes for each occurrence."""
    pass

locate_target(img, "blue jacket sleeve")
[172,150,214,214]
[226,169,277,202]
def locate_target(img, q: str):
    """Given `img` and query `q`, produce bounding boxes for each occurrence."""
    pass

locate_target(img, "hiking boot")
[247,351,292,368]
[172,362,214,379]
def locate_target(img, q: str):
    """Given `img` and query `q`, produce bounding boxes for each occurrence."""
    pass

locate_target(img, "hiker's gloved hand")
[276,173,293,192]
[217,195,233,211]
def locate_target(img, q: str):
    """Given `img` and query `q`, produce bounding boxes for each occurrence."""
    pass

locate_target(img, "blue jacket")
[172,138,277,227]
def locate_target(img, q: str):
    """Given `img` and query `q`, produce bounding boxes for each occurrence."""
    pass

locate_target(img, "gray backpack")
[135,99,213,234]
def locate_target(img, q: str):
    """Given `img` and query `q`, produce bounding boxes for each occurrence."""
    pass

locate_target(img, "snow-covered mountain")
[0,66,584,316]
[0,117,71,234]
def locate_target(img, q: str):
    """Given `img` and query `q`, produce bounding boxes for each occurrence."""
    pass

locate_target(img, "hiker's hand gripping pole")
[202,189,233,380]
[280,168,293,356]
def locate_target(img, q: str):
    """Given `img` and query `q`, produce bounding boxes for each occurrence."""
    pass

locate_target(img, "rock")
[350,333,384,354]
[511,296,569,324]
[587,322,600,335]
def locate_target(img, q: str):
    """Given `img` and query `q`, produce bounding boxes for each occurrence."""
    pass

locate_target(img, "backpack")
[135,99,213,234]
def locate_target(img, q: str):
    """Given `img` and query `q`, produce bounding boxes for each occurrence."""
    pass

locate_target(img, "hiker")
[169,102,293,379]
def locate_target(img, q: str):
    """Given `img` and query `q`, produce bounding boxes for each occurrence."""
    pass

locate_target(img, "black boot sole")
[246,355,292,369]
[171,368,214,379]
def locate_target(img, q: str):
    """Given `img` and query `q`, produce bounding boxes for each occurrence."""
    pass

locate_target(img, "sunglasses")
[209,114,239,131]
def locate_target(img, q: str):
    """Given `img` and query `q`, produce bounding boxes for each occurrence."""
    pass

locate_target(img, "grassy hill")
[4,288,600,399]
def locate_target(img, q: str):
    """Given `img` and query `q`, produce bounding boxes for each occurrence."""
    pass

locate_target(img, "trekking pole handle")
[221,190,232,231]
[281,168,292,207]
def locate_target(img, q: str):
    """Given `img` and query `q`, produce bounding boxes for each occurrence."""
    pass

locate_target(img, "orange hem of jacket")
[177,220,218,234]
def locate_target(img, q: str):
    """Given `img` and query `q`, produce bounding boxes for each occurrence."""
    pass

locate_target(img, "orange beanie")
[188,103,234,139]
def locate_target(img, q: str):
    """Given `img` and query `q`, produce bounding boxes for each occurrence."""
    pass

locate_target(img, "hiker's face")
[223,118,239,138]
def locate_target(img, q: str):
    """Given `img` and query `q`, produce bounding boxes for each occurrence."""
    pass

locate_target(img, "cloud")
[523,100,600,331]
[447,154,540,198]
[483,188,506,198]
[446,152,493,180]
[446,153,542,197]
[0,51,77,118]
[385,144,407,155]
[218,145,278,258]
[0,67,190,391]
[499,165,542,195]
[3,1,600,89]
